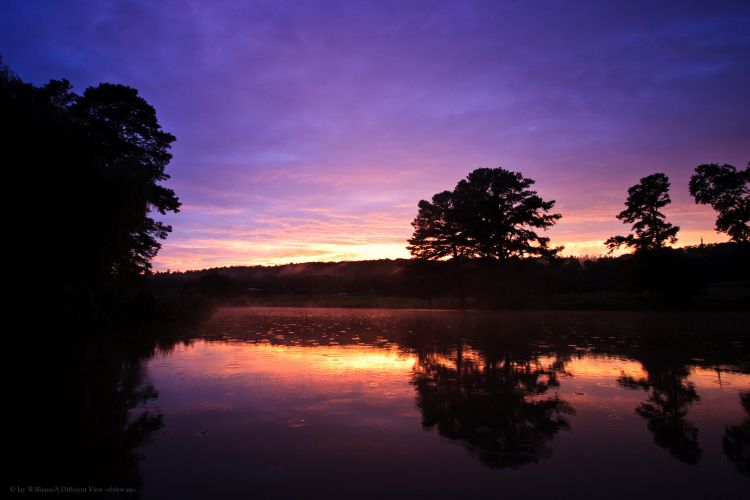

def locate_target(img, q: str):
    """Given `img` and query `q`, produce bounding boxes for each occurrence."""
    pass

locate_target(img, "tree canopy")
[408,167,561,260]
[605,173,679,253]
[2,58,179,298]
[689,163,750,243]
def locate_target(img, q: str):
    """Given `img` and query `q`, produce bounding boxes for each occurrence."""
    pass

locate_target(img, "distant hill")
[192,258,408,280]
[150,244,749,310]
[153,259,413,298]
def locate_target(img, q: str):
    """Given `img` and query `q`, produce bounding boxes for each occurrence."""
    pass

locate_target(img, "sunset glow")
[171,341,417,377]
[2,1,747,270]
[5,2,750,496]
[155,339,750,403]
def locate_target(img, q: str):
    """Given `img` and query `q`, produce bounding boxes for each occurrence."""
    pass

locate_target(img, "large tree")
[72,82,180,276]
[689,163,750,243]
[407,190,466,260]
[605,173,679,253]
[408,167,561,260]
[1,59,179,296]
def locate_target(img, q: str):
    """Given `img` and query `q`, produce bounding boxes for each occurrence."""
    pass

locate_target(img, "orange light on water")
[169,340,416,379]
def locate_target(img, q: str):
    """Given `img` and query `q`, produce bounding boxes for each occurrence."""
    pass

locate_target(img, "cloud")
[2,0,748,270]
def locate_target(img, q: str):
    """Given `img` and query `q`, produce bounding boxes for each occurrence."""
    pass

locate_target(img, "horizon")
[154,239,734,275]
[2,0,748,271]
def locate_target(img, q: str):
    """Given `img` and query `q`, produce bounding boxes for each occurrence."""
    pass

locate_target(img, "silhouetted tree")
[689,163,750,243]
[605,173,679,252]
[2,59,180,325]
[71,82,180,277]
[408,168,561,260]
[408,190,465,259]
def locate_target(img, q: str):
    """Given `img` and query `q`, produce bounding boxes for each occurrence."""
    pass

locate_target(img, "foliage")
[2,60,178,282]
[408,167,562,260]
[408,191,464,259]
[605,173,679,252]
[689,163,750,242]
[1,58,181,327]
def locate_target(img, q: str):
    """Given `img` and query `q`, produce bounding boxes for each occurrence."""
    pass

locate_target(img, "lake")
[11,308,750,498]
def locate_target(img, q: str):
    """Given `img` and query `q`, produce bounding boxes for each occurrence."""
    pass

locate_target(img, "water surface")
[126,308,749,499]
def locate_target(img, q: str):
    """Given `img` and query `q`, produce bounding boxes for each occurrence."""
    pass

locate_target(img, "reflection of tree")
[413,343,573,468]
[723,392,750,475]
[618,364,701,464]
[92,360,165,485]
[9,331,186,489]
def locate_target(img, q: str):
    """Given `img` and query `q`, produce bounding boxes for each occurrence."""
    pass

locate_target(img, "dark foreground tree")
[1,57,180,324]
[73,83,180,276]
[408,167,561,260]
[689,163,750,243]
[605,173,679,253]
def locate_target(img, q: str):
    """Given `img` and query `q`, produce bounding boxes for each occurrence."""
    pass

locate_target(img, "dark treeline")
[154,241,749,309]
[2,58,208,332]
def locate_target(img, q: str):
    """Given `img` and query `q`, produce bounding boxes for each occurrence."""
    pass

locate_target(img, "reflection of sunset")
[408,350,750,393]
[565,356,647,380]
[149,305,750,462]
[157,340,416,391]
[240,343,416,374]
[689,366,750,389]
[143,315,750,495]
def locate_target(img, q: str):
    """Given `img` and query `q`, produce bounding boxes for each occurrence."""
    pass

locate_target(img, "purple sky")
[2,0,749,269]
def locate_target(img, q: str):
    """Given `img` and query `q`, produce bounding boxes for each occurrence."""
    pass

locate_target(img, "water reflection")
[724,391,750,475]
[173,308,749,476]
[10,309,750,497]
[413,343,574,468]
[619,359,702,464]
[9,327,196,491]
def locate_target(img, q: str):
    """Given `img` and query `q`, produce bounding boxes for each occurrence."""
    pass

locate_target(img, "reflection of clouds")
[564,357,647,380]
[147,307,750,474]
[152,340,419,416]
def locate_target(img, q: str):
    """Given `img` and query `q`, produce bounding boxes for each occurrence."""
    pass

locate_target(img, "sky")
[1,0,749,270]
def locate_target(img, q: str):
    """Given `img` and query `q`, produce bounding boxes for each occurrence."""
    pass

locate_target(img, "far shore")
[214,281,749,311]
